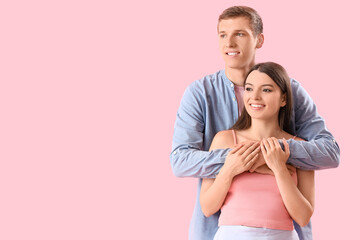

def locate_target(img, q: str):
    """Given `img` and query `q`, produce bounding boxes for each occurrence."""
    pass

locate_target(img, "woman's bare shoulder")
[210,130,235,150]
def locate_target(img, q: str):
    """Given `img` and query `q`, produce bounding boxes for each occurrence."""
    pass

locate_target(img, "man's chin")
[225,64,248,71]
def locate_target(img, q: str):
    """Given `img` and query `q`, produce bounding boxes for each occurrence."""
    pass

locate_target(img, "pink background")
[1,0,359,239]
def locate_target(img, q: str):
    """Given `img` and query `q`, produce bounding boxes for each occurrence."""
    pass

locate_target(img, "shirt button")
[173,151,177,155]
[233,97,236,101]
[231,83,234,88]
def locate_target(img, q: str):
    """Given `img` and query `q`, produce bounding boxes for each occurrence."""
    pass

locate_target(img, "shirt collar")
[220,70,234,87]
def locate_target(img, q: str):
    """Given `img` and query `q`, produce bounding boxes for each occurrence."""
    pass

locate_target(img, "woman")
[200,62,315,240]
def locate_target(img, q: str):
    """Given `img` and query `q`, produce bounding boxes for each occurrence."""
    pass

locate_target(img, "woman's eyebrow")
[261,84,274,87]
[245,83,275,87]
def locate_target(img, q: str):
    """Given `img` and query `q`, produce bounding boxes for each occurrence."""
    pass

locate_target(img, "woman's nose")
[251,90,261,100]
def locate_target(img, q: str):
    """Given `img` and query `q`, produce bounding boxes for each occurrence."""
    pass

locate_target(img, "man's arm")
[170,84,230,178]
[287,79,340,170]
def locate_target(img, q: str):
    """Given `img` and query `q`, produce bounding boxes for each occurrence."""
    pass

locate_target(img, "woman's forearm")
[274,168,314,227]
[200,168,234,217]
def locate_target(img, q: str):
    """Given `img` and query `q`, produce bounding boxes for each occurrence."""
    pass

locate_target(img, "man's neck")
[225,65,253,86]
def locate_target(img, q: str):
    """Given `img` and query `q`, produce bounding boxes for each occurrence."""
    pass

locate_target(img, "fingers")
[244,145,260,162]
[267,138,276,150]
[262,138,271,153]
[273,137,282,149]
[260,140,267,155]
[283,138,290,156]
[245,153,259,168]
[229,143,245,154]
[249,157,264,172]
[233,141,259,157]
[262,137,285,153]
[233,142,260,170]
[241,142,260,157]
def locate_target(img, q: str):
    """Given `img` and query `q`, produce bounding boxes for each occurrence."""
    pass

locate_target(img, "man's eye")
[237,33,244,37]
[220,34,226,38]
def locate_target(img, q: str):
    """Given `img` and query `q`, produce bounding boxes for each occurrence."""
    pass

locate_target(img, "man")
[170,6,340,240]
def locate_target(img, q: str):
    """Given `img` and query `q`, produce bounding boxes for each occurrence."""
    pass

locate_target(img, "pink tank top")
[218,130,297,230]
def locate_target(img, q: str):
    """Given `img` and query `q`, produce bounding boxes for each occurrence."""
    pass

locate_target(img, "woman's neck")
[245,118,283,140]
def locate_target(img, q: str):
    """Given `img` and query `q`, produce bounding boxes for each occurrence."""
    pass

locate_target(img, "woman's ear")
[280,94,287,107]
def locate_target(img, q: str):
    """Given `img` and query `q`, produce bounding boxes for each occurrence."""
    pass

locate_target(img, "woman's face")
[243,70,286,121]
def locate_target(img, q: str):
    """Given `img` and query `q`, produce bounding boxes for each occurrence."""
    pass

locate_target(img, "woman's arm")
[200,172,233,217]
[261,138,315,226]
[200,131,260,217]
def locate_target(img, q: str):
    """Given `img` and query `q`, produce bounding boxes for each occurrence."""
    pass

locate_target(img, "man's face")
[218,17,263,70]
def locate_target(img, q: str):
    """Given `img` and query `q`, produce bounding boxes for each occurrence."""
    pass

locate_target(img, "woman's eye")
[245,87,252,91]
[263,89,272,92]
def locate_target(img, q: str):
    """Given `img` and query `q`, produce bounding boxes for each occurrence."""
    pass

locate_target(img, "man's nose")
[226,37,236,48]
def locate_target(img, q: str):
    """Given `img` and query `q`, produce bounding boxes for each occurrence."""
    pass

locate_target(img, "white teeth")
[251,104,264,107]
[227,52,238,56]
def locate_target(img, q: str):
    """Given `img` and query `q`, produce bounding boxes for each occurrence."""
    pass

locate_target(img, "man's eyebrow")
[218,30,246,34]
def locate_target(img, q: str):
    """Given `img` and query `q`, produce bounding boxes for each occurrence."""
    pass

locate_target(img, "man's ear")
[256,34,264,48]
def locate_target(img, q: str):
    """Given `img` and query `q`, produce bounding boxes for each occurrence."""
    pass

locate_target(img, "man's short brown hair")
[218,6,263,36]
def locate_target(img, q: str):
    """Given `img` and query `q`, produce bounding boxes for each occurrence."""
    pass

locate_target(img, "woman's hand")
[253,161,295,176]
[221,141,260,179]
[260,137,290,174]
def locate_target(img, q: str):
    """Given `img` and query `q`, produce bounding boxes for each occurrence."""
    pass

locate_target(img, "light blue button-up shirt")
[170,70,340,240]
